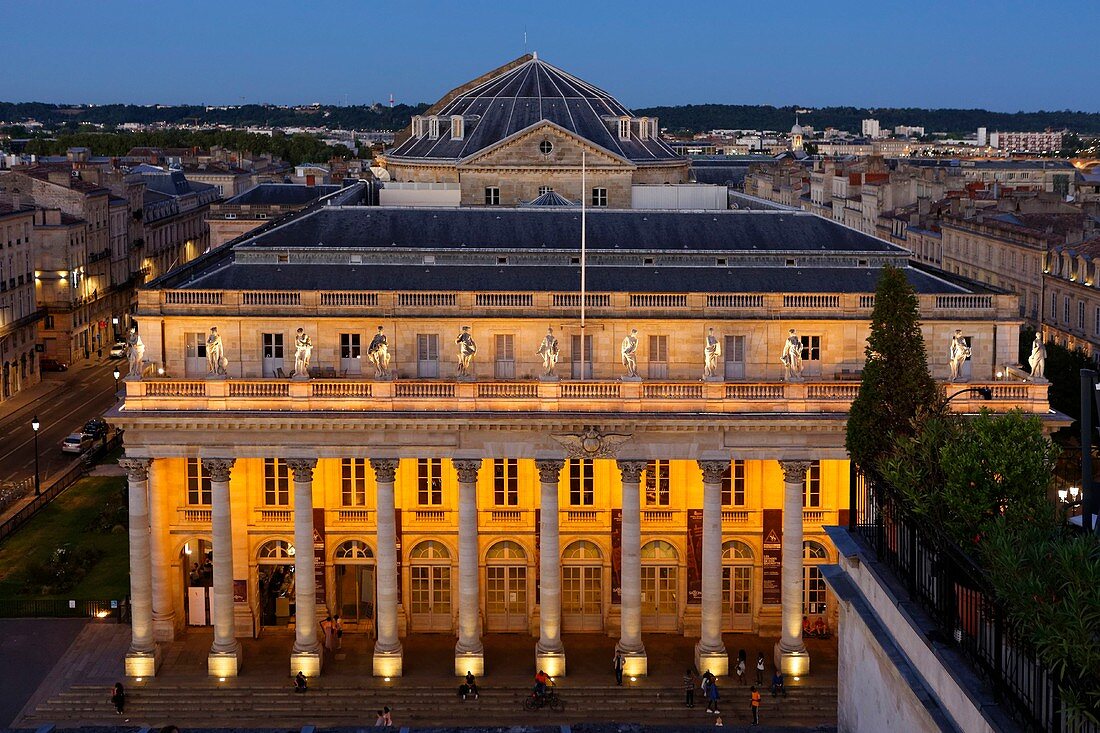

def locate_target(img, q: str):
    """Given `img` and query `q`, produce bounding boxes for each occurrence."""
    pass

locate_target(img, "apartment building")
[0,200,40,400]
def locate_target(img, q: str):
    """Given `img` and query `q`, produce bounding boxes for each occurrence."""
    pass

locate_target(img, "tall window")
[340,333,361,359]
[264,458,290,506]
[186,458,211,505]
[1079,301,1086,330]
[644,459,670,506]
[1095,307,1100,337]
[484,187,500,206]
[568,459,594,506]
[493,459,518,506]
[494,334,515,379]
[417,334,440,378]
[341,458,368,506]
[1050,291,1057,320]
[1064,296,1071,324]
[722,460,745,507]
[417,458,443,505]
[592,188,608,207]
[800,335,821,361]
[803,461,821,508]
[648,335,668,379]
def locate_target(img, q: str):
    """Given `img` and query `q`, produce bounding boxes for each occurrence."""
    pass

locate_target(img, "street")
[0,360,121,487]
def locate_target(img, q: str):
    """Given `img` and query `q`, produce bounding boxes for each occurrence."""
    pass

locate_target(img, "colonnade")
[120,455,814,679]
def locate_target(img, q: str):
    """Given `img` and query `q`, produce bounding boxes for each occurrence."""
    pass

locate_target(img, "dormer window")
[428,116,440,140]
[451,115,464,140]
[648,117,659,140]
[637,117,649,140]
[411,115,425,137]
[618,117,630,140]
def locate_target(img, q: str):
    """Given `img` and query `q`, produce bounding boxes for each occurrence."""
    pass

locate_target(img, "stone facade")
[0,202,41,400]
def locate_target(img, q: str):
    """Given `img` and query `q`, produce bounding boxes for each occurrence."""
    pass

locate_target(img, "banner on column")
[611,508,622,605]
[762,508,782,605]
[395,508,403,604]
[686,508,703,604]
[313,507,326,605]
[534,508,540,604]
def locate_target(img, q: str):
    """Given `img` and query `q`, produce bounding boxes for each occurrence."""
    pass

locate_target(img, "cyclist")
[533,669,550,698]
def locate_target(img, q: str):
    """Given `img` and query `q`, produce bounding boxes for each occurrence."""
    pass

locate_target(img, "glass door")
[562,565,603,631]
[722,565,753,631]
[640,565,678,631]
[261,333,284,377]
[485,565,527,631]
[410,565,452,631]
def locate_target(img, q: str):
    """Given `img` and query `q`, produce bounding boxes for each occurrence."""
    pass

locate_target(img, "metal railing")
[0,598,123,620]
[850,467,1097,733]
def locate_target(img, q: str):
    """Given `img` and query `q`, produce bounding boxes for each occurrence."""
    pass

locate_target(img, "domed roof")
[388,54,683,165]
[791,120,804,135]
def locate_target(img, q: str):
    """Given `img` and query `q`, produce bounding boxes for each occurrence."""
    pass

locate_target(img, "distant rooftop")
[226,183,341,207]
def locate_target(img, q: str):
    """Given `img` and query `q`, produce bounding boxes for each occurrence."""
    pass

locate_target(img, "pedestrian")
[750,685,761,726]
[705,672,720,714]
[383,706,393,726]
[320,615,335,652]
[682,667,696,708]
[613,651,624,685]
[465,670,480,699]
[334,614,344,649]
[755,651,765,684]
[110,682,125,714]
[715,715,724,727]
[771,669,787,697]
[735,655,745,685]
[293,671,307,693]
[374,709,385,726]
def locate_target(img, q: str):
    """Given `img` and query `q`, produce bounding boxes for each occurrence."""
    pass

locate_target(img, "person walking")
[750,685,761,726]
[334,614,344,650]
[735,655,746,685]
[705,672,720,714]
[110,682,125,714]
[613,651,625,685]
[682,668,696,708]
[755,652,765,685]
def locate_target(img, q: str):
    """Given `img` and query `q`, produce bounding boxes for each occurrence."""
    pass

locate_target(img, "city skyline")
[2,0,1099,112]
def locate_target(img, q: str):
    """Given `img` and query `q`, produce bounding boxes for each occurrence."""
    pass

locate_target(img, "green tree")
[845,264,939,477]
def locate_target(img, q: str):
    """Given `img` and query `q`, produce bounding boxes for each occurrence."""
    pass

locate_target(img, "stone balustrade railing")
[121,378,1050,415]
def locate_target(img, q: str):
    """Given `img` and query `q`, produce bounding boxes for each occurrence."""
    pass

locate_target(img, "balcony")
[121,378,1050,416]
[177,506,212,524]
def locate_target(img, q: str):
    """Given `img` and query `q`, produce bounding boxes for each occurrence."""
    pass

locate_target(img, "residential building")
[182,163,252,199]
[861,119,881,138]
[206,183,341,247]
[136,167,219,281]
[991,130,1066,153]
[1043,237,1100,356]
[31,208,93,362]
[0,200,40,400]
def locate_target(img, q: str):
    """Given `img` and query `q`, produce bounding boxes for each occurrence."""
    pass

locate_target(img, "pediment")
[458,120,634,169]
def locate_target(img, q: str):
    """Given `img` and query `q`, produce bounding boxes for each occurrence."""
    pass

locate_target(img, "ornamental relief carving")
[550,427,633,459]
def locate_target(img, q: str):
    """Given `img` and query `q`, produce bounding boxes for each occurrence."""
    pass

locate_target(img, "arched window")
[803,540,829,560]
[803,540,829,616]
[334,540,373,560]
[722,540,754,561]
[257,539,293,559]
[640,539,678,560]
[486,540,526,561]
[410,540,450,560]
[562,540,602,561]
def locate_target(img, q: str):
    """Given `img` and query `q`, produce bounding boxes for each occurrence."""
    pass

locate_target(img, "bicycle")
[523,688,564,712]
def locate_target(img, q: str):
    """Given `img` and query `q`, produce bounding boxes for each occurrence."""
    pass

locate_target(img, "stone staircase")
[23,680,837,729]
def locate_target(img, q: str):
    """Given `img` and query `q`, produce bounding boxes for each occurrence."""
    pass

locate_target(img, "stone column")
[776,460,811,675]
[616,460,648,676]
[148,459,177,642]
[120,457,160,677]
[204,457,242,677]
[696,460,729,676]
[453,459,484,676]
[534,459,565,676]
[288,458,323,676]
[370,458,403,677]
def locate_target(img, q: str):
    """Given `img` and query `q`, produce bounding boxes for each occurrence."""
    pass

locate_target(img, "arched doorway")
[640,539,679,632]
[180,538,212,626]
[802,540,829,619]
[562,539,603,632]
[333,540,375,631]
[484,540,528,632]
[408,540,452,632]
[257,539,295,627]
[721,540,754,632]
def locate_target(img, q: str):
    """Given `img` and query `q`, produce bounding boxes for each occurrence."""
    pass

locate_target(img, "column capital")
[697,460,730,485]
[370,458,400,483]
[452,459,483,484]
[779,460,813,484]
[286,458,318,483]
[617,460,648,484]
[119,457,152,482]
[202,457,235,483]
[534,459,564,484]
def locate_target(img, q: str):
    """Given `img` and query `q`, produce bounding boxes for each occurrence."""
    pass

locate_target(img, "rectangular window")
[417,458,443,505]
[1050,292,1057,320]
[494,334,515,379]
[264,458,290,506]
[185,332,207,358]
[568,459,594,506]
[1064,296,1071,324]
[484,187,500,206]
[340,333,361,359]
[538,186,554,196]
[648,335,668,379]
[493,458,518,506]
[803,461,821,508]
[644,459,670,506]
[1095,307,1100,337]
[722,460,746,507]
[186,458,211,505]
[800,335,821,361]
[417,333,440,378]
[570,334,593,379]
[341,458,368,506]
[592,188,608,207]
[1079,301,1086,330]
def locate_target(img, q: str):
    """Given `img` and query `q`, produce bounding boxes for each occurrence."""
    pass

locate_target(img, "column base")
[124,646,162,678]
[290,650,323,677]
[152,613,178,643]
[535,648,566,678]
[614,642,648,677]
[373,643,404,677]
[695,642,729,677]
[454,646,485,677]
[774,641,810,676]
[208,642,242,677]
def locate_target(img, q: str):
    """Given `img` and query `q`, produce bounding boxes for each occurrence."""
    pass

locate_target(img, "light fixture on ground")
[31,415,40,496]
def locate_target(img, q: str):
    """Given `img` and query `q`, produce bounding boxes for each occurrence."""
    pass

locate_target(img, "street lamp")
[31,415,40,497]
[113,367,120,398]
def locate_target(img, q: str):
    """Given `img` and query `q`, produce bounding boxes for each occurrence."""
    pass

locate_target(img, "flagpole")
[580,151,586,382]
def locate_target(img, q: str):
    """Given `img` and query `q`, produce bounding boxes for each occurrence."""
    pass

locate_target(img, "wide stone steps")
[25,682,837,729]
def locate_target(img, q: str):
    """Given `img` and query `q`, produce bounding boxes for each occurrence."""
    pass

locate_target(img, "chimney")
[47,170,71,187]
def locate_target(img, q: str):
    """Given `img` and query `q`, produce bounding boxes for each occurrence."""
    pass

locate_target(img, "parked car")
[109,342,127,358]
[60,433,94,454]
[40,358,68,372]
[82,418,109,440]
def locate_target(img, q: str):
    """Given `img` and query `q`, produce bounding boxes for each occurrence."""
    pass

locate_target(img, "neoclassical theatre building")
[111,57,1051,682]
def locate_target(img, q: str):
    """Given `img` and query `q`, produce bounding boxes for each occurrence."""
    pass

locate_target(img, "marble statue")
[780,328,804,382]
[206,326,227,376]
[621,328,639,379]
[1028,333,1046,380]
[368,325,391,378]
[126,326,144,378]
[703,327,722,379]
[949,330,971,382]
[455,326,476,377]
[536,327,560,378]
[293,328,312,377]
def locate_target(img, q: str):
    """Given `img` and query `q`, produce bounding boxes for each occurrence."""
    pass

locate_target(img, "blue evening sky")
[3,0,1098,111]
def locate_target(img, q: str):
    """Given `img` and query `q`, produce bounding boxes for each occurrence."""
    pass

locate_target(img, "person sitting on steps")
[293,671,307,693]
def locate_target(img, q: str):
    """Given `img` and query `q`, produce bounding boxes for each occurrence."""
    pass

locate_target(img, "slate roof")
[522,191,577,207]
[226,183,341,207]
[387,54,682,164]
